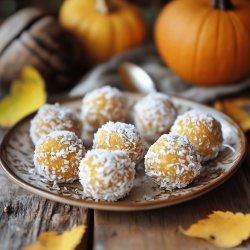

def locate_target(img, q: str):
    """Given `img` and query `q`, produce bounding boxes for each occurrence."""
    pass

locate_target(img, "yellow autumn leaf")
[0,66,46,128]
[214,98,250,132]
[23,225,85,250]
[183,211,250,248]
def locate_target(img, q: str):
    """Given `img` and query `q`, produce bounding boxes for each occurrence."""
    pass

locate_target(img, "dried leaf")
[214,98,250,132]
[0,66,46,128]
[183,211,250,248]
[23,225,85,250]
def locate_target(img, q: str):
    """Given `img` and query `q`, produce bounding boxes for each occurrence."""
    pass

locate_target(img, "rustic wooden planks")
[93,137,250,250]
[0,128,91,250]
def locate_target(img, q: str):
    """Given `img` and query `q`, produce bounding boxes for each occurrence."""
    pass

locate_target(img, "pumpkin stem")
[96,0,116,14]
[212,0,234,10]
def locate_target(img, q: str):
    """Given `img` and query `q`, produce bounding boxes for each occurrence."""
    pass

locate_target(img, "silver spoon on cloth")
[118,62,157,94]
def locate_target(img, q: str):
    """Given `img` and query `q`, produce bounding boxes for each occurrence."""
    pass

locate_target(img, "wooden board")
[93,138,250,250]
[0,128,91,250]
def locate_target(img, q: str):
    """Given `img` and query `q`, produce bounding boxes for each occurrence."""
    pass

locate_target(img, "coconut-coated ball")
[30,103,82,144]
[34,130,85,183]
[79,149,135,201]
[93,121,144,163]
[145,133,201,191]
[171,110,223,161]
[134,92,177,142]
[82,86,128,133]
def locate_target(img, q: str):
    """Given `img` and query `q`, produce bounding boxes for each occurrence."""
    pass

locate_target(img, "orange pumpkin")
[59,0,146,64]
[155,0,250,86]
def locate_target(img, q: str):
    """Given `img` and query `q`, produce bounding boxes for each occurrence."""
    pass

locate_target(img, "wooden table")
[1,127,250,250]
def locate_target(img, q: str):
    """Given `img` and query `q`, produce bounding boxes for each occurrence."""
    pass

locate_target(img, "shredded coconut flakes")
[170,109,223,161]
[134,93,177,141]
[34,130,85,183]
[81,86,128,132]
[145,133,202,191]
[79,149,135,201]
[93,121,145,163]
[30,103,82,145]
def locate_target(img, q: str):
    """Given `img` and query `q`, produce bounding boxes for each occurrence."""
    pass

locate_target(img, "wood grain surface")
[0,128,91,250]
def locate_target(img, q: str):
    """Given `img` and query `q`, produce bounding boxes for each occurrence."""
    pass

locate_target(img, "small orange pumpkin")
[155,0,250,86]
[59,0,146,64]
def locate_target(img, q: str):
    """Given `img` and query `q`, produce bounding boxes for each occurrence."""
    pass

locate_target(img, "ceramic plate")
[0,94,246,211]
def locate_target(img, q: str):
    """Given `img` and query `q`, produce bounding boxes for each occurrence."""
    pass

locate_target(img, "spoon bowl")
[118,62,157,94]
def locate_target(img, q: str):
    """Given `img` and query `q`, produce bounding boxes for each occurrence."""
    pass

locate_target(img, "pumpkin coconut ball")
[30,103,82,145]
[145,133,202,191]
[79,149,135,201]
[34,131,86,183]
[171,110,223,162]
[134,92,177,142]
[93,121,144,163]
[82,86,129,133]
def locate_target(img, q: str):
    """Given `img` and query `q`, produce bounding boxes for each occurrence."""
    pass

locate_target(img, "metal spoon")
[118,62,157,94]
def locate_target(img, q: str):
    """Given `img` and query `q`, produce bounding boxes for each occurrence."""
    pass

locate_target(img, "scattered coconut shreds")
[134,93,177,141]
[93,121,145,163]
[34,130,85,183]
[79,149,135,202]
[145,133,202,191]
[171,109,223,162]
[81,86,128,132]
[30,103,82,145]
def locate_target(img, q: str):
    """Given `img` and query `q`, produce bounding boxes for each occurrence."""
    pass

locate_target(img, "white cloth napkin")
[70,44,250,103]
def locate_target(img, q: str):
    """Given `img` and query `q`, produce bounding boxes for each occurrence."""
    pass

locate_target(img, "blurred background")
[0,0,249,130]
[0,0,66,18]
[0,0,164,18]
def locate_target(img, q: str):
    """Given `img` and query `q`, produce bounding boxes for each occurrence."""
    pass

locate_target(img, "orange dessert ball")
[171,110,223,161]
[134,93,177,142]
[93,121,144,163]
[30,104,82,145]
[145,134,201,191]
[82,86,128,133]
[79,149,135,201]
[34,131,86,183]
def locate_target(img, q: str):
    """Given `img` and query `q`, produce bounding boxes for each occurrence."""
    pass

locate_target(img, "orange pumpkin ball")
[155,0,250,86]
[134,93,177,142]
[93,121,145,163]
[30,104,82,145]
[82,86,128,133]
[34,131,86,183]
[145,133,201,191]
[79,149,135,201]
[171,110,223,161]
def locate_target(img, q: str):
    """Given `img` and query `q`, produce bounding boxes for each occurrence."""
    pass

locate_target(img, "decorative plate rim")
[0,96,247,211]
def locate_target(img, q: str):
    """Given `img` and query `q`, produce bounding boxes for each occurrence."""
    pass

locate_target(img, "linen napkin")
[70,44,250,103]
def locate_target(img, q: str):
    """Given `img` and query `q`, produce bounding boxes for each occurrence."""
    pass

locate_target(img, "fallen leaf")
[183,211,250,248]
[23,225,85,250]
[0,66,46,128]
[214,98,250,132]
